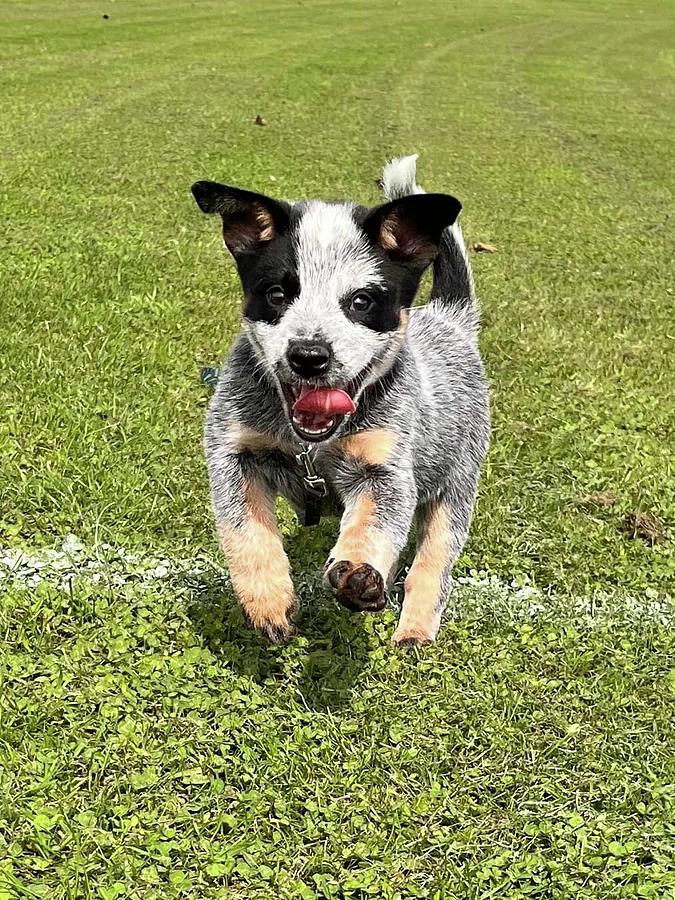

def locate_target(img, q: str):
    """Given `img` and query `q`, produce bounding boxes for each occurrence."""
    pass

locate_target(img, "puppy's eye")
[350,291,373,313]
[265,285,286,307]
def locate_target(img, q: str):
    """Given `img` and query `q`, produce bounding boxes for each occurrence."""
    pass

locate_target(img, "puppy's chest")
[233,426,398,509]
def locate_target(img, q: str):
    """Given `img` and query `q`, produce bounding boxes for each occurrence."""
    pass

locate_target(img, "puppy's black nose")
[287,340,332,377]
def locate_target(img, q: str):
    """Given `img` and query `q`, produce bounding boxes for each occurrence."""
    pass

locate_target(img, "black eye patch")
[339,286,402,333]
[238,233,301,324]
[245,272,300,324]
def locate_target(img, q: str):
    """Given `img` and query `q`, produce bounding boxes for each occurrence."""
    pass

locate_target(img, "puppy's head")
[192,180,460,442]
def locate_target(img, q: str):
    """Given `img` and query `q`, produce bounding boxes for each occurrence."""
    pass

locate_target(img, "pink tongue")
[293,386,356,417]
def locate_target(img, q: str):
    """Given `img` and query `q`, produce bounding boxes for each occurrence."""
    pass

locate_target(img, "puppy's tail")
[380,155,476,323]
[380,154,425,199]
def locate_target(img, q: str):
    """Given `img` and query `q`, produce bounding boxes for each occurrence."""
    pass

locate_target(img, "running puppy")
[191,155,490,645]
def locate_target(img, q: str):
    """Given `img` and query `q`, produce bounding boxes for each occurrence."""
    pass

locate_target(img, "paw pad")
[327,561,386,612]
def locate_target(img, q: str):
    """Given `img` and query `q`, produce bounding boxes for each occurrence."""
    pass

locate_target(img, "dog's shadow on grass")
[184,580,374,711]
[183,526,380,711]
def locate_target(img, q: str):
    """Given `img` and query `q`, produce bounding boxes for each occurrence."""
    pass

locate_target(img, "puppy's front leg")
[325,478,415,612]
[211,455,295,643]
[392,498,468,646]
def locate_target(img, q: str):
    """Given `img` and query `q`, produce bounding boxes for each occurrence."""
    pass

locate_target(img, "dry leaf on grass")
[254,114,267,126]
[580,491,618,509]
[472,242,498,253]
[623,511,665,545]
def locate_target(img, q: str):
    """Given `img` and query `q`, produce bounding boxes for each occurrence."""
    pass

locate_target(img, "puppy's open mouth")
[281,383,357,442]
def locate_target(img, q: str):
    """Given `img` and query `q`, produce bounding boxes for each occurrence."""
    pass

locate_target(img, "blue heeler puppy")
[191,156,490,646]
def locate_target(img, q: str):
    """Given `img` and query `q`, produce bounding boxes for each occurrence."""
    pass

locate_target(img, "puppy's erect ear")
[363,193,462,267]
[191,181,290,257]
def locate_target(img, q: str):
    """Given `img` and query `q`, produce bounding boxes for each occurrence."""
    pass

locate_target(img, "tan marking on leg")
[329,494,397,581]
[392,502,451,645]
[334,428,396,467]
[399,307,409,332]
[218,480,295,632]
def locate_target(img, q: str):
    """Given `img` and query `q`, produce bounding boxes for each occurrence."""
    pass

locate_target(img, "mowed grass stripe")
[1,0,672,594]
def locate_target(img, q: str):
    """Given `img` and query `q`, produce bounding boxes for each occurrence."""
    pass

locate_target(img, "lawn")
[1,0,674,897]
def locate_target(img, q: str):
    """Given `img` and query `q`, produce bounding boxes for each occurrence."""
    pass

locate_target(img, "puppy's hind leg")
[391,497,469,647]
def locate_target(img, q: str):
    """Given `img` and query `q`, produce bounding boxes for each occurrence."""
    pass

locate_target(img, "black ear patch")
[191,181,291,257]
[363,193,462,267]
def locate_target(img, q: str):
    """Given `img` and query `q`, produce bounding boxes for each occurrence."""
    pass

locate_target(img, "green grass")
[1,0,674,896]
[2,566,674,899]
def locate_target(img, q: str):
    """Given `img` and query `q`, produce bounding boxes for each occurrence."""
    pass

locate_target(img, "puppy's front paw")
[391,624,435,648]
[243,597,297,644]
[327,561,386,612]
